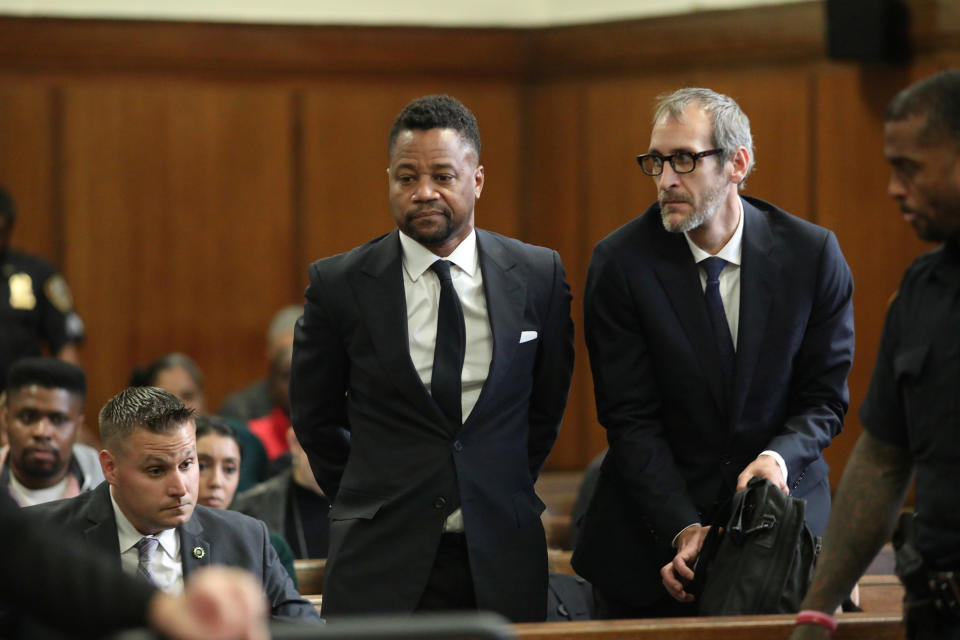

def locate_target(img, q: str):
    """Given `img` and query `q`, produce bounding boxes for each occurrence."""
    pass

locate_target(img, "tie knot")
[135,536,159,559]
[701,257,727,283]
[430,260,453,281]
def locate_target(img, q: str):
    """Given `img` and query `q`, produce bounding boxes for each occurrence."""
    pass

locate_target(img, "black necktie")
[430,260,465,425]
[701,257,736,396]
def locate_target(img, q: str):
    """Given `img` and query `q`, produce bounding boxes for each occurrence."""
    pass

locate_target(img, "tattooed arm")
[789,431,914,639]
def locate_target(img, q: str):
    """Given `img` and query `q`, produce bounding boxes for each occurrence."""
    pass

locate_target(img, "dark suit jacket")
[1,490,155,638]
[572,197,855,608]
[290,228,575,622]
[23,482,320,623]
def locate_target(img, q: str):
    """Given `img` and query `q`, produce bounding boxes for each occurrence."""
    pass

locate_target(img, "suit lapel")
[465,230,525,427]
[731,201,778,426]
[653,227,728,416]
[83,483,123,568]
[351,230,448,430]
[178,510,211,579]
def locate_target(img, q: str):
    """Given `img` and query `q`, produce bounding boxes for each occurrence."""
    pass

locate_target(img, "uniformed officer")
[0,187,84,390]
[791,70,960,640]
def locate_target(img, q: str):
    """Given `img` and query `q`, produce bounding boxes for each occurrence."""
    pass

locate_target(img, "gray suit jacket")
[24,482,320,623]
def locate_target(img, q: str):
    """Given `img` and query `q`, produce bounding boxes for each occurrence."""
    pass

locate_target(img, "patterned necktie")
[700,257,736,398]
[429,260,465,425]
[135,536,160,586]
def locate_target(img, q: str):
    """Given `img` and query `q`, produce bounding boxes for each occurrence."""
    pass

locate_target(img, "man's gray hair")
[653,87,755,189]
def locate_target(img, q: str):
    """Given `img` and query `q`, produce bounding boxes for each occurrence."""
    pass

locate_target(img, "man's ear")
[474,164,485,199]
[99,448,117,484]
[729,146,750,186]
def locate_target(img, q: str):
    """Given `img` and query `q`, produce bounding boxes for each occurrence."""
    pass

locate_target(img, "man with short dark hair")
[572,87,855,618]
[0,187,85,389]
[0,356,102,505]
[291,94,575,622]
[25,386,320,624]
[791,70,960,640]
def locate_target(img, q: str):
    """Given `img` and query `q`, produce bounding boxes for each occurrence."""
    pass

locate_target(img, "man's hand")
[737,454,788,493]
[148,567,270,640]
[660,524,710,602]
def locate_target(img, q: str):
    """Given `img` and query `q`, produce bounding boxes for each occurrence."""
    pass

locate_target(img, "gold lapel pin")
[193,546,206,559]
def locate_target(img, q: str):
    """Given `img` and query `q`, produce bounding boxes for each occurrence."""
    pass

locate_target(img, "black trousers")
[416,533,477,612]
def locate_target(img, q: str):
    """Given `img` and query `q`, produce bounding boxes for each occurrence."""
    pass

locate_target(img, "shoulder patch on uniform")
[44,274,74,313]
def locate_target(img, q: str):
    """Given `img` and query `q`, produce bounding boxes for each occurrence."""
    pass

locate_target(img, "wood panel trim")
[0,2,955,79]
[0,17,531,78]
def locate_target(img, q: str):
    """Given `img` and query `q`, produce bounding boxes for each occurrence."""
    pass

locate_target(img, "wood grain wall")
[0,1,958,486]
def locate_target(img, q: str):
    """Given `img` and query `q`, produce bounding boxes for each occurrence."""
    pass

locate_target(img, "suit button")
[433,496,447,510]
[454,440,463,452]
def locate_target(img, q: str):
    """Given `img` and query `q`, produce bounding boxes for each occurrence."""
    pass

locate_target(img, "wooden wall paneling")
[300,81,523,272]
[524,81,594,469]
[812,63,929,490]
[530,2,824,79]
[563,78,680,467]
[0,18,530,79]
[688,69,815,222]
[61,81,296,426]
[0,81,57,261]
[583,78,672,249]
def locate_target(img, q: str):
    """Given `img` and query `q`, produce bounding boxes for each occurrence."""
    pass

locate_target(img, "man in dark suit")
[24,386,321,624]
[572,87,855,618]
[290,94,575,622]
[2,490,270,640]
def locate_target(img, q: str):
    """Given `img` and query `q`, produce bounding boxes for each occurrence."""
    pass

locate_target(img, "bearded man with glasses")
[572,87,855,619]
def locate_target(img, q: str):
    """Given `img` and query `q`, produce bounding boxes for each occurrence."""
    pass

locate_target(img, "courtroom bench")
[294,558,326,596]
[513,612,904,639]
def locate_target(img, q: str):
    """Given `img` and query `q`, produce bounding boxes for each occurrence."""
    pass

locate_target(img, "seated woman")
[195,415,297,587]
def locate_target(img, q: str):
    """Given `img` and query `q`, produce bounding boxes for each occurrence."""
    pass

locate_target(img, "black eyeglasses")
[636,149,724,176]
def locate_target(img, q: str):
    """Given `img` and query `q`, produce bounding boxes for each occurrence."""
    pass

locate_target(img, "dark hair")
[0,186,15,226]
[388,95,481,159]
[886,70,960,147]
[6,357,86,398]
[99,386,194,451]
[129,352,204,389]
[195,414,243,461]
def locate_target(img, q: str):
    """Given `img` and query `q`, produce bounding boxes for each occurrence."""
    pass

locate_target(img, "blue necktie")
[430,260,465,425]
[701,257,736,397]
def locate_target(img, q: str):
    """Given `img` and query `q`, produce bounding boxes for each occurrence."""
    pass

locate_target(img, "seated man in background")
[247,343,294,464]
[24,385,321,624]
[131,352,267,491]
[220,304,301,423]
[232,425,330,560]
[0,357,103,505]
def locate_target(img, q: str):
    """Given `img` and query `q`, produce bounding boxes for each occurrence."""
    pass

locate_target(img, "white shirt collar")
[684,196,745,265]
[110,485,180,560]
[399,228,479,280]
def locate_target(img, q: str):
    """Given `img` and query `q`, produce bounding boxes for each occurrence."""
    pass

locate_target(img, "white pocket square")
[519,330,538,344]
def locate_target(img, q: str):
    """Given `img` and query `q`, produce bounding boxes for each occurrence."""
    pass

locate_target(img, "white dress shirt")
[111,486,184,595]
[399,228,493,423]
[399,228,493,532]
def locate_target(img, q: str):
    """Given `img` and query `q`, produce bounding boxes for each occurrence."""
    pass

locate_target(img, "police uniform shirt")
[0,250,84,387]
[860,240,960,569]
